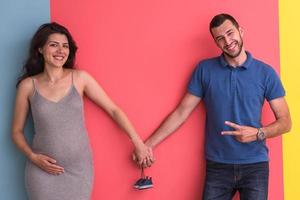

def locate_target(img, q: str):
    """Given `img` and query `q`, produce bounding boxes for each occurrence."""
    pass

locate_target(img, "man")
[135,13,291,199]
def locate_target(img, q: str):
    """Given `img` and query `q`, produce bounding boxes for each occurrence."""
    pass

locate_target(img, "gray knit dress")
[25,77,94,200]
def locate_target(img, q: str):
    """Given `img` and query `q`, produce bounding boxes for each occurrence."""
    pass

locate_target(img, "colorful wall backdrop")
[0,0,298,199]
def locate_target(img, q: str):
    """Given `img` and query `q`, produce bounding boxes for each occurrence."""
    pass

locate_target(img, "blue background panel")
[0,1,49,199]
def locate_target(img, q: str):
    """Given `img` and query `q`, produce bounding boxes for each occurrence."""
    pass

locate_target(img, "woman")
[11,22,153,200]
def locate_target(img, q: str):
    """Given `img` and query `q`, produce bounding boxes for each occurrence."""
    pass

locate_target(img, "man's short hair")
[209,13,239,34]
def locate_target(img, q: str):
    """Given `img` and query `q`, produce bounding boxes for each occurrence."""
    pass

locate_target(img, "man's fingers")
[146,158,153,167]
[143,156,152,168]
[142,159,150,168]
[138,158,144,166]
[149,156,155,163]
[132,153,137,161]
[224,121,241,130]
[221,131,241,135]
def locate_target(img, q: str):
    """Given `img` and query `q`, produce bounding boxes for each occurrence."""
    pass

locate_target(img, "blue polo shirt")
[188,52,285,164]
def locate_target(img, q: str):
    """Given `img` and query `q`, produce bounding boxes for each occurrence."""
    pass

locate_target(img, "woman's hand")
[133,140,155,168]
[30,153,65,175]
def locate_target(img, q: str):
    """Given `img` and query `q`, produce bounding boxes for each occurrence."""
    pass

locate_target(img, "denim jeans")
[202,160,269,200]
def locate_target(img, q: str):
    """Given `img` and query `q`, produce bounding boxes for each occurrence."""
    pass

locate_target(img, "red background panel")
[51,0,282,199]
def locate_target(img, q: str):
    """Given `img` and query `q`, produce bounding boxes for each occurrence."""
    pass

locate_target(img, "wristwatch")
[256,128,266,141]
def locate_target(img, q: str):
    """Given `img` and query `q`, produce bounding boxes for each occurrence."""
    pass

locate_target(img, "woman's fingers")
[32,153,65,175]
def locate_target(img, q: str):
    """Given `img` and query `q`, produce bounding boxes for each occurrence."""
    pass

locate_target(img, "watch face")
[257,129,265,141]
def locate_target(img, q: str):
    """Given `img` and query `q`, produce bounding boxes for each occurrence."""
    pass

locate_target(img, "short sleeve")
[187,64,203,97]
[265,68,285,101]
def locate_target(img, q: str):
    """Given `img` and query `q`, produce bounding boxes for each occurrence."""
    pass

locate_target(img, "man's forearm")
[145,109,190,148]
[262,115,291,139]
[146,93,201,148]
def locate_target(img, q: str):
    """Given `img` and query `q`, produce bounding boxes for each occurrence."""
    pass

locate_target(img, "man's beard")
[223,40,244,58]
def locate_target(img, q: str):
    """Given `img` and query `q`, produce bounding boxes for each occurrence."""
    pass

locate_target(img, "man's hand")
[132,142,155,168]
[221,121,259,143]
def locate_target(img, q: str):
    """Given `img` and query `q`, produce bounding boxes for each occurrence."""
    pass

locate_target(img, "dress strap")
[71,71,74,85]
[32,78,36,91]
[30,77,37,98]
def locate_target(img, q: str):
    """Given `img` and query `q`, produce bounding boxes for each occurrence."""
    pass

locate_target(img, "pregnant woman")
[11,22,153,200]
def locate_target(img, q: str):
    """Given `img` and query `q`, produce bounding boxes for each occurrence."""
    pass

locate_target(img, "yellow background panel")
[279,0,300,199]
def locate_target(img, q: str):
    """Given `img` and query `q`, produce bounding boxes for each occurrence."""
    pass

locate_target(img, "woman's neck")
[42,67,65,84]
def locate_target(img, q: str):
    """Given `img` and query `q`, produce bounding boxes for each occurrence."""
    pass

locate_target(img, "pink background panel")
[51,0,282,199]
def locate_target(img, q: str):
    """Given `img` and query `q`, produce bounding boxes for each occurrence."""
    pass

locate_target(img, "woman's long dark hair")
[16,22,78,87]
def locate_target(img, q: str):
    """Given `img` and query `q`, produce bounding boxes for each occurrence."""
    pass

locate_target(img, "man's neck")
[224,50,247,67]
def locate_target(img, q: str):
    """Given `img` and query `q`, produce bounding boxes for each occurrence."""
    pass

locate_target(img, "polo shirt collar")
[219,51,253,69]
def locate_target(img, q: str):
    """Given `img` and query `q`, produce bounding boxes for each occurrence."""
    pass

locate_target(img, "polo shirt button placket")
[230,68,237,95]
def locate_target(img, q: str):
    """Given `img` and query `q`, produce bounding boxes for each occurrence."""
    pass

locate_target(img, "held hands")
[29,153,64,175]
[132,141,155,168]
[221,121,258,143]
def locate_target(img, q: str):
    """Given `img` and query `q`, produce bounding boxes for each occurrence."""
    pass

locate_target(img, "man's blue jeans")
[203,160,269,200]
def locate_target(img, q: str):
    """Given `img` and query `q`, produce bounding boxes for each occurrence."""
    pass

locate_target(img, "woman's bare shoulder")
[18,77,33,89]
[71,69,93,81]
[17,77,35,97]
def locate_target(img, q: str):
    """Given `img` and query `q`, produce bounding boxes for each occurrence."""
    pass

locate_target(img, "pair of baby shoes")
[133,168,153,190]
